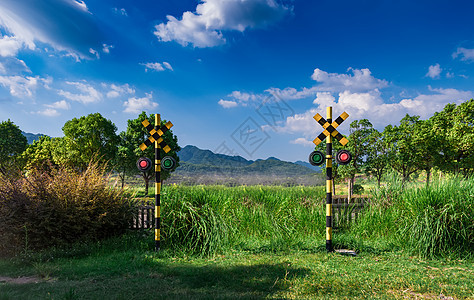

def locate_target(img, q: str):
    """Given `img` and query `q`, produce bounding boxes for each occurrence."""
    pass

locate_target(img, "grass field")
[0,233,473,299]
[1,174,473,299]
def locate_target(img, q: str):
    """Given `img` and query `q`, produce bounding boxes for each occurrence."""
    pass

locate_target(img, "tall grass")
[354,174,474,258]
[159,185,326,255]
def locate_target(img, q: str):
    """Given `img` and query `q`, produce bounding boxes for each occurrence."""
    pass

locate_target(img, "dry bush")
[0,162,134,257]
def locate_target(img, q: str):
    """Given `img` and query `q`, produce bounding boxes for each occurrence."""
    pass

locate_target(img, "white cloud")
[113,7,128,17]
[102,44,114,54]
[34,108,60,117]
[0,75,40,97]
[105,83,135,98]
[311,67,389,93]
[218,99,238,108]
[283,86,473,137]
[453,47,474,61]
[123,93,158,114]
[290,137,314,147]
[0,35,28,57]
[45,99,70,110]
[0,0,104,60]
[154,0,291,47]
[426,63,442,79]
[58,81,102,104]
[163,62,173,71]
[141,62,170,72]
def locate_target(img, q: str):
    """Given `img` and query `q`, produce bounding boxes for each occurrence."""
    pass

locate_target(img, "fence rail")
[131,195,370,230]
[331,195,369,229]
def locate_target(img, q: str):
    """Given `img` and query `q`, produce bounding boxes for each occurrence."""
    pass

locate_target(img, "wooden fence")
[131,195,370,230]
[331,195,369,229]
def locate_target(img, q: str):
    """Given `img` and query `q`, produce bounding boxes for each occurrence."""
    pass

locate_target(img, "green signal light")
[309,150,324,166]
[161,156,176,171]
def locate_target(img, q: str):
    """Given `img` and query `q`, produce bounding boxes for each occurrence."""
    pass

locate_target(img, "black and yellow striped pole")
[311,106,349,253]
[154,114,161,252]
[138,114,173,252]
[325,107,333,252]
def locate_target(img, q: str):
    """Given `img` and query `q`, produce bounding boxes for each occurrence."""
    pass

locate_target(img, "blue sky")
[1,0,474,162]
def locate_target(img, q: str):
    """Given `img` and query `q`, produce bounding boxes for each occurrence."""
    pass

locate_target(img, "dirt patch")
[0,276,42,284]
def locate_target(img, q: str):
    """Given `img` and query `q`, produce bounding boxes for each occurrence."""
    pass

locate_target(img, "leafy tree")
[122,112,180,194]
[340,119,376,196]
[364,129,390,187]
[430,99,474,176]
[61,113,120,170]
[114,131,137,189]
[384,114,425,183]
[19,136,58,172]
[0,119,28,174]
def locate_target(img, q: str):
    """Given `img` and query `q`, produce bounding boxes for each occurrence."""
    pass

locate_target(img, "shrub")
[0,163,134,257]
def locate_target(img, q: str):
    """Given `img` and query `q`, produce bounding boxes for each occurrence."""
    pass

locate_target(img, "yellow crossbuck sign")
[312,112,349,146]
[139,119,173,152]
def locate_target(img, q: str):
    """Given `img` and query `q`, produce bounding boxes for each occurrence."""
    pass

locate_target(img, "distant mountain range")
[22,132,46,144]
[175,145,320,176]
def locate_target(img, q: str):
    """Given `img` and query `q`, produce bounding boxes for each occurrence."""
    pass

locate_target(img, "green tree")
[123,112,180,194]
[430,99,474,176]
[19,136,58,172]
[364,129,390,187]
[61,113,120,170]
[0,119,28,174]
[114,131,137,189]
[384,114,425,183]
[340,119,376,196]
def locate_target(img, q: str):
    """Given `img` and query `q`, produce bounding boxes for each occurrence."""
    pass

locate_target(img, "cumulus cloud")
[0,75,44,97]
[0,35,28,57]
[45,99,70,110]
[154,0,291,47]
[283,85,473,137]
[290,137,314,147]
[141,62,173,72]
[311,67,389,93]
[218,99,238,108]
[58,81,102,104]
[426,63,442,79]
[123,93,158,113]
[0,0,105,60]
[453,47,474,61]
[105,83,135,98]
[34,108,60,117]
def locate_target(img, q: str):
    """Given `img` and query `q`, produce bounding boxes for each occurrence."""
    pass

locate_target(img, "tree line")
[318,99,474,194]
[1,99,472,193]
[0,112,180,194]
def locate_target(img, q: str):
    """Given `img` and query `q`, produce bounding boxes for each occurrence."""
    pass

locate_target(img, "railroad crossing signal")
[138,114,174,252]
[313,111,349,146]
[139,119,173,152]
[310,107,351,253]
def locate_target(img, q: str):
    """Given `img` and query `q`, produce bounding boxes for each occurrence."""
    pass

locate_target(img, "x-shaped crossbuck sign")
[139,119,173,152]
[313,112,349,146]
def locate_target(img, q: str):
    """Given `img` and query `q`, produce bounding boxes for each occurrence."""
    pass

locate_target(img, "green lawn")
[0,233,472,299]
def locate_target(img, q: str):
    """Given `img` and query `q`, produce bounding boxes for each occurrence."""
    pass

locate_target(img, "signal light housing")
[309,150,325,166]
[161,156,176,171]
[335,150,352,165]
[137,157,152,172]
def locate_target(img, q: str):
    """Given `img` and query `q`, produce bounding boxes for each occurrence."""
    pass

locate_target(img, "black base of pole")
[326,240,333,252]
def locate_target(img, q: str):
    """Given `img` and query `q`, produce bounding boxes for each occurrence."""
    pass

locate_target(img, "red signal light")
[137,157,152,172]
[335,150,351,165]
